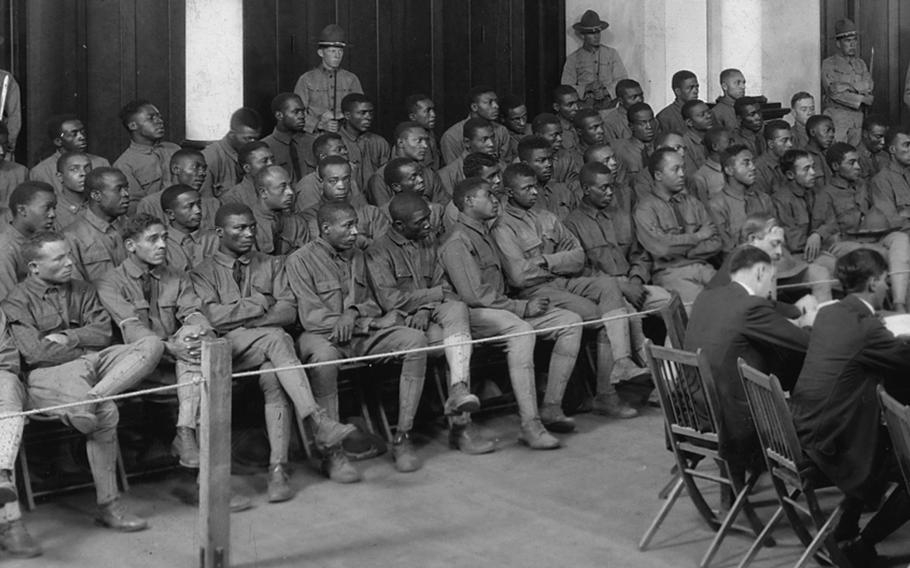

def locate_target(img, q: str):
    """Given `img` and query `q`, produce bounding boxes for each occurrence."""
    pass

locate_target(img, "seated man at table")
[791,249,910,564]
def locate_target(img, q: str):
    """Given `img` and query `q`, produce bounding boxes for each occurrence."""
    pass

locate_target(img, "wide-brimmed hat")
[573,10,609,34]
[847,206,892,236]
[834,18,858,40]
[775,249,808,280]
[317,24,347,48]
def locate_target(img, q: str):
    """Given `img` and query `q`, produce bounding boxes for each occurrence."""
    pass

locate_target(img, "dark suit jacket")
[685,282,811,469]
[791,295,910,497]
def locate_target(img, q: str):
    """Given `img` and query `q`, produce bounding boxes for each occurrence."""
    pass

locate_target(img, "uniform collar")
[458,212,491,236]
[84,208,117,233]
[577,199,605,219]
[313,237,353,261]
[128,140,164,154]
[213,249,250,268]
[25,275,68,298]
[503,202,532,219]
[217,136,238,160]
[123,256,161,280]
[388,229,416,248]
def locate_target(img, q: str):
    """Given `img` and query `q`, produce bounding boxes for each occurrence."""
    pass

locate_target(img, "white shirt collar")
[734,280,756,296]
[858,297,875,315]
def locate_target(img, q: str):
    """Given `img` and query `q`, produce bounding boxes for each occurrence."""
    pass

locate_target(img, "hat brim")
[573,22,609,33]
[835,32,858,40]
[317,41,348,48]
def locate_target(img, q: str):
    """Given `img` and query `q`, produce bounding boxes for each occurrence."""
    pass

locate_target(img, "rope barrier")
[775,269,910,291]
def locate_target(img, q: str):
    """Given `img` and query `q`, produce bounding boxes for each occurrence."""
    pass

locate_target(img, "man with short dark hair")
[250,165,308,256]
[440,86,511,165]
[0,182,57,299]
[712,68,747,130]
[612,102,656,178]
[201,107,262,198]
[29,114,109,195]
[113,100,180,215]
[680,99,714,173]
[531,113,577,184]
[871,127,910,230]
[500,94,530,162]
[788,92,815,150]
[442,153,503,232]
[262,93,313,185]
[805,114,836,188]
[136,149,219,230]
[288,201,429,473]
[517,136,578,220]
[64,167,130,281]
[753,121,794,195]
[157,184,218,272]
[821,19,873,146]
[600,79,643,142]
[732,97,766,157]
[366,122,447,207]
[379,157,445,239]
[692,127,732,203]
[552,85,582,151]
[561,10,628,108]
[405,94,441,170]
[294,133,367,214]
[709,145,774,253]
[657,70,699,135]
[857,116,889,180]
[438,117,503,196]
[339,93,391,191]
[53,152,92,229]
[220,141,276,209]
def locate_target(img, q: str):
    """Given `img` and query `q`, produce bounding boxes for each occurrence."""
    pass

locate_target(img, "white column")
[706,0,763,102]
[185,0,243,143]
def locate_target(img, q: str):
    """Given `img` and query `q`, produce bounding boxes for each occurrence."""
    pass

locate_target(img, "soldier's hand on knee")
[407,309,432,331]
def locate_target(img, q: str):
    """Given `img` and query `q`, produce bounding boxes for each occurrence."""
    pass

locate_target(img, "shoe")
[311,409,358,449]
[0,470,17,505]
[0,520,41,558]
[518,418,561,450]
[267,463,294,503]
[840,536,878,567]
[610,357,651,383]
[391,432,422,473]
[230,493,253,513]
[444,382,481,416]
[67,412,98,434]
[449,422,495,455]
[321,446,362,484]
[592,393,639,419]
[171,427,200,468]
[539,403,576,433]
[174,482,252,513]
[95,499,148,532]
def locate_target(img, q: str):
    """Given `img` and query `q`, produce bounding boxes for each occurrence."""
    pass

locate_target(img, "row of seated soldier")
[0,63,905,561]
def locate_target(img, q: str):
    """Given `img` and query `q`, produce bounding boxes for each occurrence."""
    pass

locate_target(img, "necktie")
[152,145,170,188]
[669,196,688,230]
[234,159,245,185]
[139,273,154,327]
[272,214,285,255]
[288,137,302,181]
[233,260,245,291]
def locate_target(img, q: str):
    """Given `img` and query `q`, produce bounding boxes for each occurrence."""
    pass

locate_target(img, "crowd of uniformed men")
[0,11,904,562]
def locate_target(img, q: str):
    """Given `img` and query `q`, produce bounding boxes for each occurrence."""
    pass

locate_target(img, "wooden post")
[198,338,232,568]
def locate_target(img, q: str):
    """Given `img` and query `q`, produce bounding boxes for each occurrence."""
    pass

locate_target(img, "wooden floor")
[4,409,909,567]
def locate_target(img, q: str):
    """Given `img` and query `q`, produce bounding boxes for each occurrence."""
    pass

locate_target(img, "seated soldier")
[708,145,774,254]
[221,141,276,210]
[752,120,794,195]
[791,249,910,565]
[0,124,26,210]
[600,79,643,142]
[366,122,447,207]
[442,153,503,232]
[552,85,581,152]
[440,177,581,448]
[191,204,358,485]
[565,108,607,171]
[366,192,492,455]
[731,96,766,157]
[29,114,109,196]
[64,167,129,282]
[250,165,308,256]
[774,150,826,270]
[500,94,531,163]
[440,86,511,165]
[438,117,505,197]
[712,68,747,130]
[302,156,388,250]
[631,131,688,202]
[805,114,836,188]
[680,99,713,173]
[0,311,39,557]
[870,126,910,229]
[405,94,441,170]
[158,184,219,272]
[2,232,162,531]
[814,142,910,311]
[294,132,367,214]
[261,93,313,185]
[612,102,656,180]
[137,149,219,230]
[287,202,428,473]
[634,148,722,305]
[338,93,390,191]
[686,245,810,475]
[201,107,262,198]
[517,136,578,220]
[0,182,57,300]
[692,127,731,204]
[531,113,577,184]
[656,70,699,136]
[857,115,889,180]
[492,163,641,420]
[567,142,633,206]
[53,151,92,229]
[380,157,444,239]
[787,92,815,149]
[113,100,180,215]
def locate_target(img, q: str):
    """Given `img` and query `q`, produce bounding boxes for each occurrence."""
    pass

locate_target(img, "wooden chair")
[736,360,851,568]
[639,341,767,568]
[659,291,688,349]
[877,385,910,509]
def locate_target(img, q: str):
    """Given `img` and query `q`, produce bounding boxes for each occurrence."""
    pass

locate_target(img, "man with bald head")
[0,182,57,299]
[137,149,219,230]
[288,200,429,473]
[366,192,491,454]
[221,141,276,210]
[64,167,130,281]
[302,156,388,250]
[251,165,308,256]
[202,107,262,198]
[366,122,448,207]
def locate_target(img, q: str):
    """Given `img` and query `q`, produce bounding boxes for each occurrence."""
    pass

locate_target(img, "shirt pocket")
[79,243,113,280]
[133,166,162,194]
[520,235,544,259]
[314,278,343,310]
[34,311,63,334]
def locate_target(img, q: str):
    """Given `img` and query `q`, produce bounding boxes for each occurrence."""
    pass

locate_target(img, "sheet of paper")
[883,314,910,337]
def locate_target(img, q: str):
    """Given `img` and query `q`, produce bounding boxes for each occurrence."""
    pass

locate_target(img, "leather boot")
[604,310,650,383]
[0,519,41,558]
[311,408,357,449]
[391,432,421,473]
[518,418,561,450]
[444,381,480,416]
[592,392,638,419]
[170,427,200,469]
[539,403,576,433]
[95,499,148,532]
[321,445,361,484]
[449,422,495,455]
[267,463,293,503]
[0,470,17,505]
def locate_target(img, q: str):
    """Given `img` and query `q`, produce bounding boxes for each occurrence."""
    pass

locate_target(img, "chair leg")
[657,465,680,500]
[116,445,129,493]
[15,446,34,512]
[295,418,314,461]
[736,505,784,568]
[699,474,759,568]
[639,476,685,550]
[794,504,844,568]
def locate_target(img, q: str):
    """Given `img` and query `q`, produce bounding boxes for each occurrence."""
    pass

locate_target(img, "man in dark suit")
[685,246,811,471]
[791,248,910,563]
